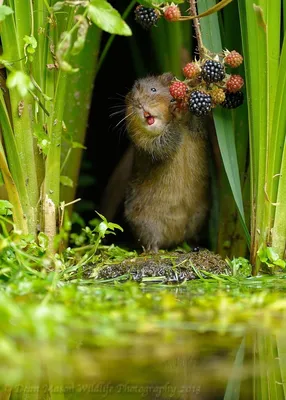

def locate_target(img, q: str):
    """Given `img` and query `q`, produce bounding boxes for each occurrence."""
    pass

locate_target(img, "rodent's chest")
[130,133,208,200]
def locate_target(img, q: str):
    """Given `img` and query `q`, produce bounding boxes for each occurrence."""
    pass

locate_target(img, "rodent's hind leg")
[185,208,209,244]
[129,218,163,254]
[144,243,159,254]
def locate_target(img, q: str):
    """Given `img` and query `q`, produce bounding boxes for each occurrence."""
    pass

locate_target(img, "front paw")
[169,99,189,120]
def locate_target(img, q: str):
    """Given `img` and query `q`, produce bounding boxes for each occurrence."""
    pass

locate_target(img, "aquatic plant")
[0,0,131,251]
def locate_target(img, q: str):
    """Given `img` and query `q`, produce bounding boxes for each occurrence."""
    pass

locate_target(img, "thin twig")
[189,0,205,58]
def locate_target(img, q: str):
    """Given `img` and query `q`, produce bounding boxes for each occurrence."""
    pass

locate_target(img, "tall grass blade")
[223,337,245,400]
[198,0,250,248]
[217,0,250,257]
[276,332,286,397]
[272,140,286,258]
[213,109,250,246]
[238,0,282,267]
[61,24,102,208]
[266,33,286,257]
[253,332,285,399]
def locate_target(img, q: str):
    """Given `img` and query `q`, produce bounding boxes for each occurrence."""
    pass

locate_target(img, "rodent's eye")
[150,87,157,93]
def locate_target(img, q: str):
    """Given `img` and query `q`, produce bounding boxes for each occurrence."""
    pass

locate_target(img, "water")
[2,279,286,399]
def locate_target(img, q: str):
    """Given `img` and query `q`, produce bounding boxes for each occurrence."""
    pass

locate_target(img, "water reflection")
[2,329,285,399]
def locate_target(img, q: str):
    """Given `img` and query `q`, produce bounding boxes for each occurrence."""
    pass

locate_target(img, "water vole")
[122,73,211,252]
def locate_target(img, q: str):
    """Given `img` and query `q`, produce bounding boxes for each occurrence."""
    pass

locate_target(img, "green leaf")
[60,176,74,188]
[0,200,13,216]
[23,35,37,53]
[72,141,86,149]
[52,1,65,11]
[98,221,108,235]
[213,108,250,246]
[6,70,33,97]
[0,170,4,186]
[266,247,279,263]
[95,211,107,224]
[33,125,50,156]
[38,232,49,250]
[107,222,123,232]
[88,0,132,36]
[71,16,89,56]
[0,5,13,21]
[257,244,268,263]
[274,259,286,268]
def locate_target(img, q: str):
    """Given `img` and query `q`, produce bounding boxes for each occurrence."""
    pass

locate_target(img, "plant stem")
[43,8,74,246]
[0,143,28,234]
[189,0,205,58]
[1,8,39,234]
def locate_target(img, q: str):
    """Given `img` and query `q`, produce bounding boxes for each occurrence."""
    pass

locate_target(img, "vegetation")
[135,0,286,273]
[0,0,131,251]
[0,1,286,397]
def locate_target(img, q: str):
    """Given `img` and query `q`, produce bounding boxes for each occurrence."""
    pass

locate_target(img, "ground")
[86,248,230,283]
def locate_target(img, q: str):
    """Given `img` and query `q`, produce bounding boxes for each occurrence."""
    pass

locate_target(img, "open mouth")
[143,111,155,126]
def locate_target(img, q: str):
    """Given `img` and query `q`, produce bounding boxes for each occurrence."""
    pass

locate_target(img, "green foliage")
[0,200,13,216]
[0,5,13,21]
[257,245,286,271]
[237,1,286,267]
[70,212,123,259]
[60,175,73,188]
[0,0,131,249]
[226,256,252,277]
[23,35,37,61]
[87,0,132,36]
[6,70,33,97]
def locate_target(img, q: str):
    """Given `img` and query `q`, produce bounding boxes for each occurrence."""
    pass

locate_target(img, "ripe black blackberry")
[201,59,225,83]
[189,90,212,117]
[134,5,159,29]
[221,91,244,109]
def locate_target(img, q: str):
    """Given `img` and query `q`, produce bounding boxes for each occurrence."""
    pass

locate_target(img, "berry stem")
[189,0,205,58]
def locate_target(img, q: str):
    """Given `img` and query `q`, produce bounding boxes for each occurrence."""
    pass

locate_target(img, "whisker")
[115,110,135,128]
[108,94,126,102]
[109,103,125,108]
[109,110,125,118]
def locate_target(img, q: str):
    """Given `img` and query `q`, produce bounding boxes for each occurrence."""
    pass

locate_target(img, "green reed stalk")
[1,0,39,234]
[60,24,102,209]
[238,0,286,270]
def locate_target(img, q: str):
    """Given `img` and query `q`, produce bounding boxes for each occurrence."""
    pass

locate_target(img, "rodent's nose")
[144,111,151,118]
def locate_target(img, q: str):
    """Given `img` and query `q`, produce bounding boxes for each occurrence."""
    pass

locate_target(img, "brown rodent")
[122,73,211,252]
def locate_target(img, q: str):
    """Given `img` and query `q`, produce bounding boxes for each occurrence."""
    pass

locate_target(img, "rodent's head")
[125,73,175,141]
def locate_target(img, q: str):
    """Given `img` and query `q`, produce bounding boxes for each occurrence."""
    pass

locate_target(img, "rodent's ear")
[159,72,174,86]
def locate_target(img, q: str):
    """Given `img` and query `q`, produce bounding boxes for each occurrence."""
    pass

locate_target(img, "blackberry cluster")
[201,60,225,83]
[222,91,244,109]
[189,90,212,117]
[134,6,159,29]
[169,48,245,116]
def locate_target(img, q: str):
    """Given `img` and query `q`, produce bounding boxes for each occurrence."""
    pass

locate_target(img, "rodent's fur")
[123,73,211,252]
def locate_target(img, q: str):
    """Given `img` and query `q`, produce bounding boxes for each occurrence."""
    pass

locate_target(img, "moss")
[86,248,230,282]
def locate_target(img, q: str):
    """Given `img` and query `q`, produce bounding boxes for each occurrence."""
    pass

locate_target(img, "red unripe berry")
[224,50,243,68]
[183,62,200,79]
[164,5,181,21]
[169,81,188,100]
[226,75,244,93]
